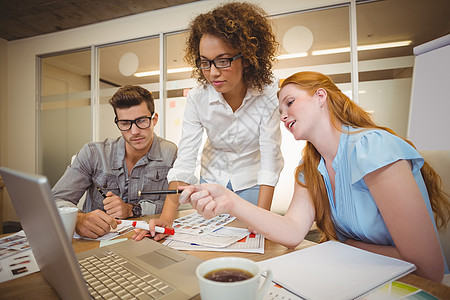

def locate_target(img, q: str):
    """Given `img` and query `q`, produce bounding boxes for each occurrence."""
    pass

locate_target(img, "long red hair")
[280,71,450,242]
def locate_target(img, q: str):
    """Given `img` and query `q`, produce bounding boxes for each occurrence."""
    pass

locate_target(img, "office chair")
[420,150,450,285]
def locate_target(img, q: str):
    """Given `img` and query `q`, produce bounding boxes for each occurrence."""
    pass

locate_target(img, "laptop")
[0,167,202,300]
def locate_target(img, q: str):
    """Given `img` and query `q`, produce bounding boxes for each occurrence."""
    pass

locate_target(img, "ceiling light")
[312,40,412,56]
[276,52,308,60]
[134,70,159,77]
[312,47,350,56]
[168,67,193,74]
[357,40,412,51]
[134,67,193,77]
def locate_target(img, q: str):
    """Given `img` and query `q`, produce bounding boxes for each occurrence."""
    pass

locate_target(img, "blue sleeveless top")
[300,125,448,272]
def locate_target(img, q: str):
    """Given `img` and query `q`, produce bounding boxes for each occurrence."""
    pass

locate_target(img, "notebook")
[0,167,203,300]
[258,240,416,300]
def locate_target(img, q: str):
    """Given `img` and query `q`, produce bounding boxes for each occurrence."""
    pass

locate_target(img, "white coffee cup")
[57,207,78,242]
[196,257,273,300]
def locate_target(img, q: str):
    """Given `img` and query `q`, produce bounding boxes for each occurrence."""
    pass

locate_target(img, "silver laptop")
[0,167,202,300]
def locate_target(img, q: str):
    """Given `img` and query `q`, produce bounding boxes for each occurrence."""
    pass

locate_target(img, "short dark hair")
[108,85,155,116]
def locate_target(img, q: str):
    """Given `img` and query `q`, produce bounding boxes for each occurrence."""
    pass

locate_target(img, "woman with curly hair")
[179,71,450,282]
[135,2,284,240]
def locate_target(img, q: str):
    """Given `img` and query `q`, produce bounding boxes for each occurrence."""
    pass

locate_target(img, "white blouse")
[167,80,284,191]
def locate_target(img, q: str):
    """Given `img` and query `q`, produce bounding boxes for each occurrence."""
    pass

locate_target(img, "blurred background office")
[0,0,449,230]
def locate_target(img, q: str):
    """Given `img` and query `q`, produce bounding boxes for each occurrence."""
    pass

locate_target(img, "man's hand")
[132,218,172,242]
[103,191,132,219]
[75,210,117,239]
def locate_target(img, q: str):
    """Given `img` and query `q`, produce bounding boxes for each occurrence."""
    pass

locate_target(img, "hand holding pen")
[97,187,107,198]
[97,187,131,219]
[118,219,175,235]
[99,187,183,198]
[138,189,183,196]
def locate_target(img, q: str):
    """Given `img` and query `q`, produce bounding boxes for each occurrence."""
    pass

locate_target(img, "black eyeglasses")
[196,53,243,70]
[114,115,153,131]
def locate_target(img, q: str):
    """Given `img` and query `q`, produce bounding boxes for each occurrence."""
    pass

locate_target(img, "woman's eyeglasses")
[196,53,242,70]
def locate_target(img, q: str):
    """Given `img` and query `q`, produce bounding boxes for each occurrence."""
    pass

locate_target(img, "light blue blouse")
[303,125,448,271]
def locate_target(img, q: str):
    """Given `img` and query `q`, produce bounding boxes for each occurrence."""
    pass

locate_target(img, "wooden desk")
[1,210,449,299]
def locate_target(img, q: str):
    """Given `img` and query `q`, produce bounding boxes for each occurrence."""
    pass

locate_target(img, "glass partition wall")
[270,4,351,212]
[38,0,449,210]
[39,49,92,186]
[97,37,161,141]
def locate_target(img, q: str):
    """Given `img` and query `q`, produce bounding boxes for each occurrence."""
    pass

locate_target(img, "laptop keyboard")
[79,250,175,299]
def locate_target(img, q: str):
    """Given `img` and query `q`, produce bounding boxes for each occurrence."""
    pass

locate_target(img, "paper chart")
[165,226,249,248]
[0,249,39,283]
[172,212,235,235]
[164,228,265,253]
[0,231,40,283]
[0,231,30,260]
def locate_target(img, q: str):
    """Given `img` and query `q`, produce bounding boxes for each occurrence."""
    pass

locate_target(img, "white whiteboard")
[407,34,450,151]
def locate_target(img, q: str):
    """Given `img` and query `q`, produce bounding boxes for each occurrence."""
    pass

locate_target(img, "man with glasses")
[52,85,177,238]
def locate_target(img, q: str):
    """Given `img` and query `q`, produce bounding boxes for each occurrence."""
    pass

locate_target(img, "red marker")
[131,221,175,235]
[119,220,175,235]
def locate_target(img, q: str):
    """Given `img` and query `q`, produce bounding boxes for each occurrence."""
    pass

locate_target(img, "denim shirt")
[52,133,177,215]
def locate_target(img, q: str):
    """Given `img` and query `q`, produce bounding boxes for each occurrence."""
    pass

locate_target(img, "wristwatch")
[131,203,142,218]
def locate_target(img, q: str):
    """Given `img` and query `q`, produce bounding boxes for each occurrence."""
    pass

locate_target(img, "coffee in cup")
[204,267,253,282]
[196,257,273,300]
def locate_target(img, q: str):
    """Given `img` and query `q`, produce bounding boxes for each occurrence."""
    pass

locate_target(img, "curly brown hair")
[184,1,278,93]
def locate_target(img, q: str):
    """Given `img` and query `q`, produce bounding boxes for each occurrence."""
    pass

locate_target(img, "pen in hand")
[138,190,183,196]
[97,187,107,199]
[118,220,175,235]
[120,220,175,235]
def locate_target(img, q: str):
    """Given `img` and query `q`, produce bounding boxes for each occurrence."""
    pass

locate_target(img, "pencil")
[138,190,183,196]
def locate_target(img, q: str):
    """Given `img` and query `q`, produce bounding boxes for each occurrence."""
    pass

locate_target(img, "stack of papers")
[163,212,265,253]
[258,241,416,300]
[164,227,265,253]
[0,231,40,282]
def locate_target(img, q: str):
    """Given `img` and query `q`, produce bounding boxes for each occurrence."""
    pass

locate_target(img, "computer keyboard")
[79,250,175,299]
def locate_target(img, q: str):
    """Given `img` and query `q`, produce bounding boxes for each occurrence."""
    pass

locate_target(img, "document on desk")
[163,229,265,253]
[0,249,40,283]
[73,222,134,241]
[0,231,30,260]
[164,226,249,248]
[172,212,236,235]
[258,241,416,300]
[0,231,40,283]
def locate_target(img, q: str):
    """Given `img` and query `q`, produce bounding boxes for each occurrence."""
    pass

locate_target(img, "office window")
[164,31,194,145]
[356,0,449,137]
[39,49,92,186]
